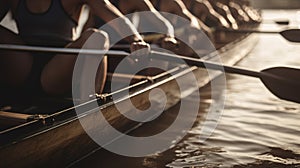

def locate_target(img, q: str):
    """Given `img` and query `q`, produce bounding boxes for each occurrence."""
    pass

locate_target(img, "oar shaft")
[0,44,261,78]
[0,44,129,56]
[149,51,261,78]
[220,29,279,34]
[222,64,261,78]
[218,28,300,42]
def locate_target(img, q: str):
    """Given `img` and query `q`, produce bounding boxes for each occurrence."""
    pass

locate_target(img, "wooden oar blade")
[260,67,300,103]
[280,29,300,42]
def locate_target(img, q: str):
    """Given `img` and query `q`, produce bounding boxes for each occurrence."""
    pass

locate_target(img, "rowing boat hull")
[0,34,258,167]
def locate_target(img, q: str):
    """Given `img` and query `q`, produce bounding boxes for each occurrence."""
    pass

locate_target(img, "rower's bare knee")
[41,28,109,95]
[81,29,109,94]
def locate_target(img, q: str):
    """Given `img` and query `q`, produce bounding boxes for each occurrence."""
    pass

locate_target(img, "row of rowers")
[85,0,262,37]
[0,0,261,96]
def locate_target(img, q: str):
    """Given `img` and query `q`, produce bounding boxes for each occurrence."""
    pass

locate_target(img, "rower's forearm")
[132,0,175,37]
[166,0,200,29]
[181,9,202,29]
[88,0,144,42]
[111,16,144,42]
[143,12,175,37]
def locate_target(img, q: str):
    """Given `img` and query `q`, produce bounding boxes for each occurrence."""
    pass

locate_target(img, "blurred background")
[250,0,300,9]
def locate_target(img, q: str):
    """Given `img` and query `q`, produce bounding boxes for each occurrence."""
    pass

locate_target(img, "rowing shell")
[0,33,258,167]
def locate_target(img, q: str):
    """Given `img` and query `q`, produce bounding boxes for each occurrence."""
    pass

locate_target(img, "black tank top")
[152,0,161,10]
[111,0,120,8]
[15,0,78,47]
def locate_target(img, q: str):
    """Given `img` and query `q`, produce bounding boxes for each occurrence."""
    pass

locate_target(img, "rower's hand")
[130,40,151,61]
[161,36,179,52]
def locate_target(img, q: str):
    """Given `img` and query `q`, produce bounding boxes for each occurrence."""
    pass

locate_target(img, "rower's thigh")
[41,29,109,95]
[0,26,33,87]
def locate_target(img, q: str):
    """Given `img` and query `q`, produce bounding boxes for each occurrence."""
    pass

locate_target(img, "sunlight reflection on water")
[166,10,300,168]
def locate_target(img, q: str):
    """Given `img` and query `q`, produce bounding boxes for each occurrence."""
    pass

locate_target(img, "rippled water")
[71,10,300,168]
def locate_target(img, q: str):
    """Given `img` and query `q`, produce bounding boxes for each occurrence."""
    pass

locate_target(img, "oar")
[220,28,300,42]
[0,44,160,55]
[0,44,130,56]
[149,51,300,103]
[263,19,290,25]
[1,44,300,103]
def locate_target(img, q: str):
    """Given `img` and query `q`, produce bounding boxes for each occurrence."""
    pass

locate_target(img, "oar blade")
[275,20,290,25]
[260,67,300,103]
[280,29,300,43]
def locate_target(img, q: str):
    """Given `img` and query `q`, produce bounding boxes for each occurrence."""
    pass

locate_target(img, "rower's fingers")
[130,41,151,62]
[165,37,178,44]
[161,37,179,52]
[130,41,150,50]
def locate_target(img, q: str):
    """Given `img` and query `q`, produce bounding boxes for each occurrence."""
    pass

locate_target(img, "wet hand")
[130,40,151,62]
[161,36,179,52]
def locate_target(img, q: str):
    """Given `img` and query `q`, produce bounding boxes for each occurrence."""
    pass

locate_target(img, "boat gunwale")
[0,64,197,147]
[0,33,254,148]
